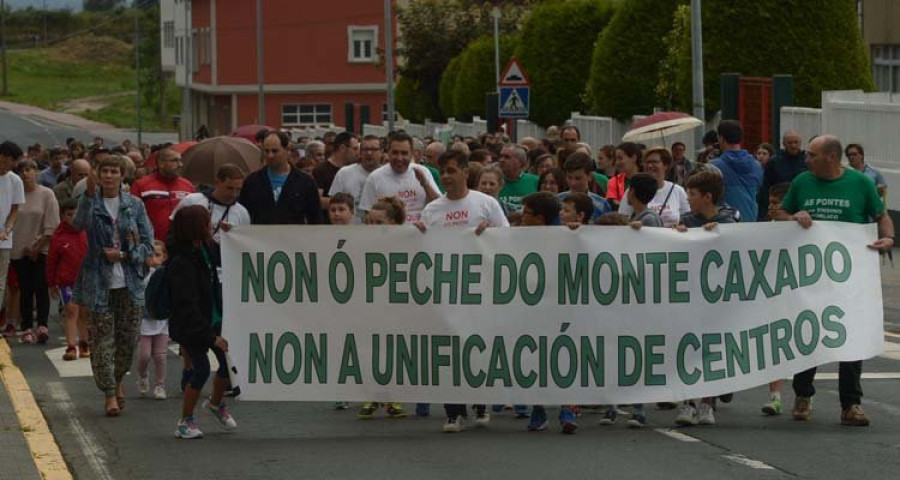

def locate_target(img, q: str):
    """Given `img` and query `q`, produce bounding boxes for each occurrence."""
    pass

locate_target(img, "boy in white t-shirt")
[415,150,509,433]
[0,141,25,333]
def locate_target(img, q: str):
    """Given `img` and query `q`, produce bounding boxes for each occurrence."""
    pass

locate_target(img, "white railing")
[569,112,623,150]
[780,107,822,149]
[517,119,546,140]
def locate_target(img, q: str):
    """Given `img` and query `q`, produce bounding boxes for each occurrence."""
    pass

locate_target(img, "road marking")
[885,332,900,340]
[45,347,94,378]
[47,382,114,480]
[811,372,900,380]
[0,339,73,480]
[723,454,776,470]
[654,428,701,442]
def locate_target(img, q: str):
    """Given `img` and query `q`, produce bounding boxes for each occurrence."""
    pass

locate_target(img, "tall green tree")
[84,0,126,12]
[586,0,684,120]
[447,34,518,121]
[515,0,616,127]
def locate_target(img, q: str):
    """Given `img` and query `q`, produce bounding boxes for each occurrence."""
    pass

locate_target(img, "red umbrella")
[622,112,703,143]
[144,141,197,170]
[231,124,274,143]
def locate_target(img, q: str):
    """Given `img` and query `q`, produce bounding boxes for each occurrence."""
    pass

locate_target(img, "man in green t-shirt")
[497,144,538,212]
[777,134,895,427]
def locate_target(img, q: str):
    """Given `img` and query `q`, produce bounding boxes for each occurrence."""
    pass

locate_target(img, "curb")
[0,339,73,480]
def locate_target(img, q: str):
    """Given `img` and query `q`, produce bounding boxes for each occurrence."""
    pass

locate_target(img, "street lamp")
[385,0,395,133]
[691,0,705,144]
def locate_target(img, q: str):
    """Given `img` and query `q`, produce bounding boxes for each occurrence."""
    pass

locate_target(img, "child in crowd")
[558,153,612,223]
[46,199,89,361]
[329,192,353,410]
[137,241,169,399]
[357,197,408,419]
[673,171,736,426]
[560,192,594,227]
[520,192,580,433]
[628,173,664,229]
[761,182,791,416]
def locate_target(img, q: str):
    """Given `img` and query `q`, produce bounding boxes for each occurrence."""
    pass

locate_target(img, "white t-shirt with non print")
[170,192,252,244]
[618,180,690,228]
[103,196,127,289]
[0,172,25,250]
[420,190,510,228]
[358,164,440,224]
[329,163,374,224]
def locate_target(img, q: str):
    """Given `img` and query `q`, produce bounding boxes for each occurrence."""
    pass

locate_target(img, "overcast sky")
[6,0,83,11]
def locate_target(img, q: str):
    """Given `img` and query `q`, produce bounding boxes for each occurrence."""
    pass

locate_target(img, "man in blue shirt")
[846,143,887,200]
[711,120,763,222]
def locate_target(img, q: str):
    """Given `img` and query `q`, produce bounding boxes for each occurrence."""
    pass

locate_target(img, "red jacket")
[46,222,87,288]
[130,173,195,242]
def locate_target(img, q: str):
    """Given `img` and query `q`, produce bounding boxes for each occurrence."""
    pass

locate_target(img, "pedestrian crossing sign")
[499,86,529,119]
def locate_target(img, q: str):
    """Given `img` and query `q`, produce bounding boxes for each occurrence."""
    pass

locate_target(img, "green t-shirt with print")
[781,168,884,224]
[498,172,539,212]
[592,172,609,197]
[425,164,445,194]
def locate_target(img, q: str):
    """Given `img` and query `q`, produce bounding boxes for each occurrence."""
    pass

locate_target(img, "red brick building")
[162,0,393,137]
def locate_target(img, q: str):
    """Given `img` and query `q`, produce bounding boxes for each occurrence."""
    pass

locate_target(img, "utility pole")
[43,0,47,45]
[256,0,265,125]
[134,1,142,146]
[492,6,500,90]
[691,0,705,145]
[384,0,395,133]
[1,0,7,97]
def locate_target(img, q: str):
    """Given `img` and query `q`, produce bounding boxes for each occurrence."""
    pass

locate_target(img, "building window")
[164,22,175,48]
[872,44,900,93]
[347,26,378,63]
[282,104,333,126]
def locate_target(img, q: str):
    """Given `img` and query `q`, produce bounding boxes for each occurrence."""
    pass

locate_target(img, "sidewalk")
[0,382,41,480]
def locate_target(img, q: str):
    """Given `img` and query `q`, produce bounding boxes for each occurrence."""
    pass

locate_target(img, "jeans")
[792,361,863,409]
[11,255,49,330]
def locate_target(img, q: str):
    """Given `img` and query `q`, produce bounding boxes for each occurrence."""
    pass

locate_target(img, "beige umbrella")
[181,136,263,186]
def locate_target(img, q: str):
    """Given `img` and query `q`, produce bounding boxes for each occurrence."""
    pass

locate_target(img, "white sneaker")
[175,417,203,439]
[442,416,462,433]
[675,403,698,426]
[474,411,490,425]
[697,402,716,425]
[137,376,150,396]
[203,399,238,431]
[153,385,167,400]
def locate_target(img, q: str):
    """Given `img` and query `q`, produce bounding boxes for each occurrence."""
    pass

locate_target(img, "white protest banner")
[221,222,883,404]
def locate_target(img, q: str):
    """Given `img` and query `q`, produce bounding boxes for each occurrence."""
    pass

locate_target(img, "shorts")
[59,286,74,305]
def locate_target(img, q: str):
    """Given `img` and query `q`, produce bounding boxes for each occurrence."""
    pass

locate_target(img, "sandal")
[62,346,77,361]
[79,341,91,358]
[105,401,120,417]
[37,326,49,344]
[19,330,35,344]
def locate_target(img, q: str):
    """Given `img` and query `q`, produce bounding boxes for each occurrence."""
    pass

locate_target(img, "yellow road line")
[0,339,73,480]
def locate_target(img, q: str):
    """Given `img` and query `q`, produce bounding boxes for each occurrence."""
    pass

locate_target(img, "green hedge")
[677,0,874,116]
[515,0,616,127]
[450,34,519,121]
[439,55,464,120]
[586,0,684,120]
[396,76,440,123]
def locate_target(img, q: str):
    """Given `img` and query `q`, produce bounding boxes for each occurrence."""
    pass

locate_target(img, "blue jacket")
[73,191,155,312]
[712,150,763,222]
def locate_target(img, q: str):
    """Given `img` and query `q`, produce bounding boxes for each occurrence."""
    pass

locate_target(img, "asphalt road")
[3,265,897,480]
[0,105,177,147]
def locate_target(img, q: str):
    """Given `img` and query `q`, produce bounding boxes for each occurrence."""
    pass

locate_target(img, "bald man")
[53,159,91,204]
[776,134,894,427]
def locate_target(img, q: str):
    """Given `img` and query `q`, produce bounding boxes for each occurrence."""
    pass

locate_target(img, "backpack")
[144,266,171,320]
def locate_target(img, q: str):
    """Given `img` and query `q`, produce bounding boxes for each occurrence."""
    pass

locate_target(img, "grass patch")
[1,37,178,132]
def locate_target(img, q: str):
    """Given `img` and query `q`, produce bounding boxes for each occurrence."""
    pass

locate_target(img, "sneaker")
[792,396,812,421]
[153,385,167,400]
[175,417,203,439]
[627,408,647,428]
[334,402,350,410]
[697,402,716,425]
[443,415,462,433]
[514,405,530,419]
[559,408,578,434]
[718,393,734,403]
[204,399,237,431]
[527,406,548,432]
[36,326,49,344]
[675,403,698,426]
[19,329,35,344]
[599,407,617,426]
[841,404,870,427]
[386,403,407,418]
[761,397,782,416]
[357,402,378,419]
[474,410,491,425]
[415,403,430,417]
[62,346,77,361]
[137,376,150,396]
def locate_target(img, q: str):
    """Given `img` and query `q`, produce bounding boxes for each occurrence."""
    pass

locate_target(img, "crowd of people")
[0,119,893,438]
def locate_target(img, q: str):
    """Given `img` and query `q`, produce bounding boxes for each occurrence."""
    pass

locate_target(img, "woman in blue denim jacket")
[73,155,154,416]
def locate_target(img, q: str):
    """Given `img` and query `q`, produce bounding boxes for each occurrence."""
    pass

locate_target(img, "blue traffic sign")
[499,86,529,119]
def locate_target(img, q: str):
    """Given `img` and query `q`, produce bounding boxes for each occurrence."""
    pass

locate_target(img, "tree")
[667,0,874,116]
[438,55,463,119]
[395,75,440,123]
[655,4,692,112]
[83,0,126,12]
[396,0,528,120]
[515,0,616,127]
[446,34,518,121]
[586,0,684,120]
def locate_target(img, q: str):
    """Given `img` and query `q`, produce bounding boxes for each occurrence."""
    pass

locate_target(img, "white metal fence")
[779,107,822,149]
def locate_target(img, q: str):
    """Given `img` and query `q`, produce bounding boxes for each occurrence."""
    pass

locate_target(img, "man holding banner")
[416,149,509,433]
[778,134,895,426]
